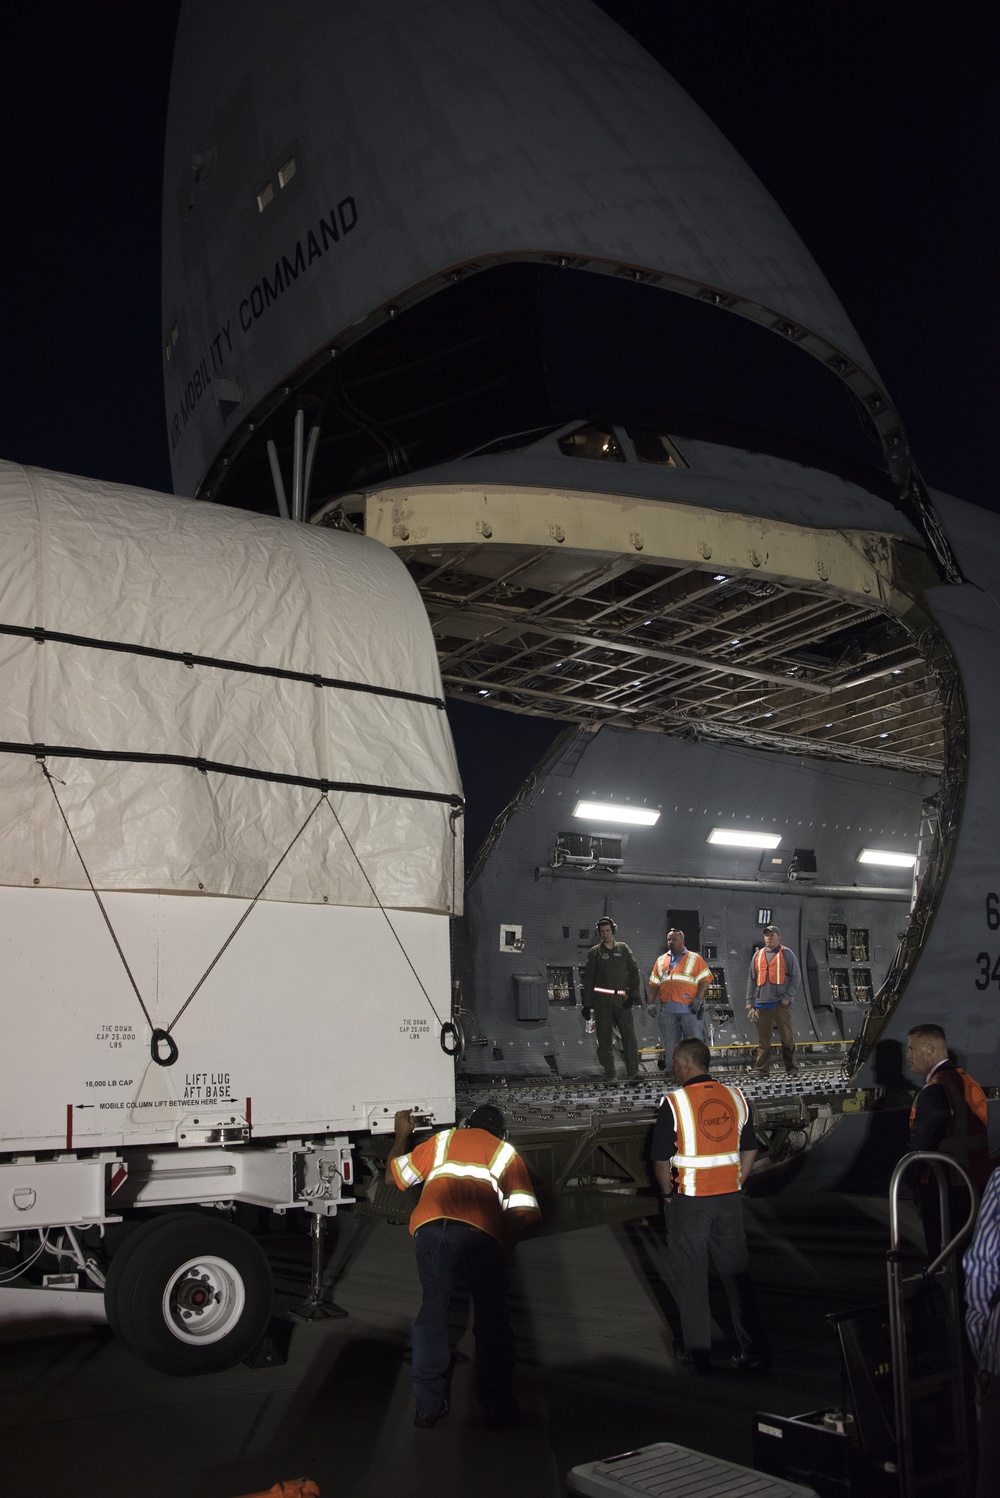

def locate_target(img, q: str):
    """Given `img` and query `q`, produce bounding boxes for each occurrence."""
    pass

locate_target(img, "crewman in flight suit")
[581,917,642,1081]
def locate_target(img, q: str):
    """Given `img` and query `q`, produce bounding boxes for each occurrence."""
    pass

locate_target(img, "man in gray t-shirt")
[745,925,801,1074]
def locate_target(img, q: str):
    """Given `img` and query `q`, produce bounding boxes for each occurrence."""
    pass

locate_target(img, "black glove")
[623,996,635,1010]
[582,1005,594,1021]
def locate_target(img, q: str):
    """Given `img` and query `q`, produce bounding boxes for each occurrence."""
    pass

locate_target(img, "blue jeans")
[412,1219,515,1416]
[657,1003,705,1062]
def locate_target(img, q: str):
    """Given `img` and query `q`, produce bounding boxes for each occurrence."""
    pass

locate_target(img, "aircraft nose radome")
[162,0,877,498]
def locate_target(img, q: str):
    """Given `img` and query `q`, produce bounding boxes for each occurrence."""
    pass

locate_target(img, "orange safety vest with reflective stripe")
[908,1066,991,1190]
[753,946,786,988]
[391,1127,542,1246]
[665,1080,749,1196]
[650,948,711,1006]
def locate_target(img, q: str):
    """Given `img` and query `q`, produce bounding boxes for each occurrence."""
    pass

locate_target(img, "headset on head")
[595,916,617,936]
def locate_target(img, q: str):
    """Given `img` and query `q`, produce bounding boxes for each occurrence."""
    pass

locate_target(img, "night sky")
[1,1,994,855]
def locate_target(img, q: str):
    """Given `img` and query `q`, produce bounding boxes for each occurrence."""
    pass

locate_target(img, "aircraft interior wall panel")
[463,878,909,1077]
[462,728,923,1076]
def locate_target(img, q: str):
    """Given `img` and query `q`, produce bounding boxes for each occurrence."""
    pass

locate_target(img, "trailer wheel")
[104,1212,273,1375]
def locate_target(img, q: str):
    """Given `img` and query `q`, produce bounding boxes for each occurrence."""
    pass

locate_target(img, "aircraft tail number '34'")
[975,892,1000,991]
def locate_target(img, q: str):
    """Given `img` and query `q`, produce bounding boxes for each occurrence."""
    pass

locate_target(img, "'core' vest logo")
[698,1099,735,1143]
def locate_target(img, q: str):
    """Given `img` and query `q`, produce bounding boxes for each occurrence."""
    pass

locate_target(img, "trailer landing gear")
[104,1212,273,1375]
[289,1212,348,1324]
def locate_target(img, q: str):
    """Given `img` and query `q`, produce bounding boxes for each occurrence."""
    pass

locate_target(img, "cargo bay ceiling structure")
[402,558,942,775]
[351,424,947,777]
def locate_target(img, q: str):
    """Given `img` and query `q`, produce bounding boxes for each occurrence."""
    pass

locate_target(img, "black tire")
[104,1212,273,1375]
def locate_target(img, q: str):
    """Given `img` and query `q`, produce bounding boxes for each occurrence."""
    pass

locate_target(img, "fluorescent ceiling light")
[858,848,916,869]
[573,800,660,827]
[709,828,782,849]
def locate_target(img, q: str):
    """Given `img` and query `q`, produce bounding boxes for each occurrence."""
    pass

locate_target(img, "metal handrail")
[888,1150,978,1269]
[887,1150,979,1498]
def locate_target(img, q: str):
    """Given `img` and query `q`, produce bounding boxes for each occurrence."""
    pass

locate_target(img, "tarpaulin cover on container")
[0,461,463,913]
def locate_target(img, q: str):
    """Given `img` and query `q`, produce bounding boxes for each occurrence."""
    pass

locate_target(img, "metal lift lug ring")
[151,1028,180,1066]
[440,1022,461,1057]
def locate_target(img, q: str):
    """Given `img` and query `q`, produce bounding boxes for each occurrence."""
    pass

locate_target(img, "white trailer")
[0,460,463,1372]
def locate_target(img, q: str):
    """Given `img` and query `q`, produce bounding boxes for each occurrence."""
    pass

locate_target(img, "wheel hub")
[175,1272,219,1315]
[162,1255,247,1345]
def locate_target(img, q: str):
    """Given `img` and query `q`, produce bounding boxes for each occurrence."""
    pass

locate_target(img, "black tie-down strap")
[0,621,446,710]
[37,760,459,1064]
[10,738,461,808]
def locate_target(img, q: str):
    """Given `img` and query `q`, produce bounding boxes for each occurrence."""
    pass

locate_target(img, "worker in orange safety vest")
[647,928,712,1071]
[906,1022,990,1257]
[651,1036,770,1374]
[745,924,801,1074]
[386,1104,541,1429]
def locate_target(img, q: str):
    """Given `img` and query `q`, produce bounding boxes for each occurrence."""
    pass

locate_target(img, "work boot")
[414,1399,449,1429]
[672,1340,711,1375]
[731,1351,771,1372]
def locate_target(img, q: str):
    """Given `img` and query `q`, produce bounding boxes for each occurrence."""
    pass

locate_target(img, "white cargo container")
[0,461,462,1371]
